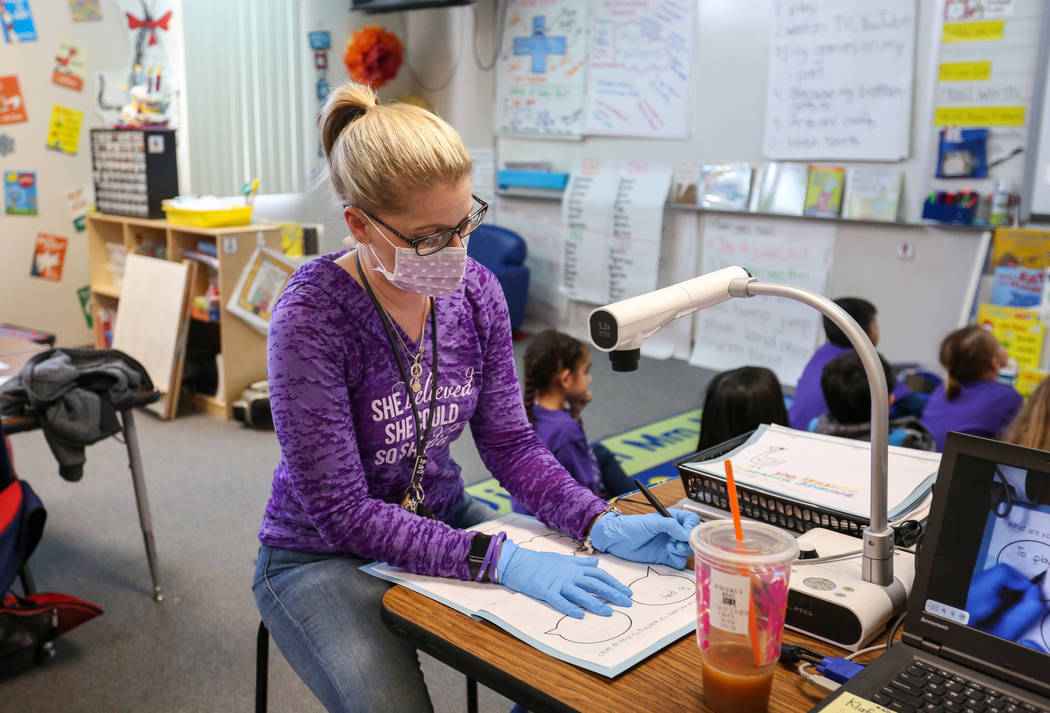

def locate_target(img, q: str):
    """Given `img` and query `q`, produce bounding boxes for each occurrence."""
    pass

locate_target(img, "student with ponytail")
[922,326,1021,451]
[252,82,698,713]
[510,329,634,515]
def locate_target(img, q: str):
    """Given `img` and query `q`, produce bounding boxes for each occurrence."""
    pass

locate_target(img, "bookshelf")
[86,213,281,419]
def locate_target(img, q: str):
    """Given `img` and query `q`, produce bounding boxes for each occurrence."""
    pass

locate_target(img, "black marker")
[633,478,672,518]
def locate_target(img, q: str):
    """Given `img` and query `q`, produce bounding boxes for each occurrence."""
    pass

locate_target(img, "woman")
[252,82,698,713]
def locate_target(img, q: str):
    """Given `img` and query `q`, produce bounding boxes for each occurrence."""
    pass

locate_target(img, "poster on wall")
[1,1,36,43]
[68,0,101,22]
[96,0,177,128]
[495,0,590,138]
[31,233,69,282]
[583,0,696,139]
[4,170,36,215]
[65,184,91,231]
[762,0,916,161]
[0,75,27,124]
[46,105,84,154]
[688,214,835,387]
[53,42,87,91]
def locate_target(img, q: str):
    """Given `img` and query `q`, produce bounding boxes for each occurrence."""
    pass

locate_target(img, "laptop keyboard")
[871,660,1048,713]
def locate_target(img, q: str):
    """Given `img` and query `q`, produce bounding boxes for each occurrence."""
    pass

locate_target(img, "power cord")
[470,1,506,71]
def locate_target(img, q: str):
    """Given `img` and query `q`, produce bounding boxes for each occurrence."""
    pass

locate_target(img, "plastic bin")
[163,201,253,227]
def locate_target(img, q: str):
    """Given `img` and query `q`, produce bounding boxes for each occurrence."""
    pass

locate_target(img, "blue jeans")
[253,493,496,713]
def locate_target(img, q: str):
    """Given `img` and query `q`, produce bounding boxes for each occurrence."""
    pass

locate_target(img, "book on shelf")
[992,228,1050,269]
[362,513,696,678]
[749,162,809,215]
[669,161,701,205]
[803,165,845,217]
[989,266,1049,308]
[842,166,903,221]
[698,163,752,211]
[977,303,1046,369]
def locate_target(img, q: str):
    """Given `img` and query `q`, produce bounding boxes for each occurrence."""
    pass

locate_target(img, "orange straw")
[726,459,763,667]
[724,459,744,543]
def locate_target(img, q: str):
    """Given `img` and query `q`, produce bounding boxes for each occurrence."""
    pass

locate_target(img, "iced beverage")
[690,520,798,713]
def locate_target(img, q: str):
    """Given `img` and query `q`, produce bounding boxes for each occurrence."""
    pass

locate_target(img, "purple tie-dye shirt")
[258,253,606,579]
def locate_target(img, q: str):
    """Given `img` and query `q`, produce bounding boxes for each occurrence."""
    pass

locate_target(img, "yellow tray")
[163,203,253,227]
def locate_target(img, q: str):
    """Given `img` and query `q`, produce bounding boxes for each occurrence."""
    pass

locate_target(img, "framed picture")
[226,246,297,335]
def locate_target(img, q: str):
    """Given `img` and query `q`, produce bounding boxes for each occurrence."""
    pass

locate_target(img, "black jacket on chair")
[0,349,153,481]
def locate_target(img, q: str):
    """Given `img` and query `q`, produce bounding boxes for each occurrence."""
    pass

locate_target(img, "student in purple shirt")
[510,330,634,515]
[252,82,699,713]
[788,297,917,430]
[922,326,1022,452]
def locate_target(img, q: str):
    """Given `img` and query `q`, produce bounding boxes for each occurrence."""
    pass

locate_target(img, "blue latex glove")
[497,541,633,619]
[965,563,1048,643]
[588,509,699,569]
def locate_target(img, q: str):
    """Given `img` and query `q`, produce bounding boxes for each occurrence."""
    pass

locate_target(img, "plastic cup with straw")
[689,459,799,713]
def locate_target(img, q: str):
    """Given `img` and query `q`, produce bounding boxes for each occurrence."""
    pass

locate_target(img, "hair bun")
[319,83,378,158]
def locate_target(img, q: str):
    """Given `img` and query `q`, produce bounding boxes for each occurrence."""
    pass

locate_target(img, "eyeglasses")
[358,194,488,256]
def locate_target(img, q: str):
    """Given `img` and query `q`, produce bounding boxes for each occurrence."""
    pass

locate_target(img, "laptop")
[810,432,1050,713]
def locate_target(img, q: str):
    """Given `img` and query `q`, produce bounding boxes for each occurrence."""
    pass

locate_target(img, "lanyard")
[355,250,438,516]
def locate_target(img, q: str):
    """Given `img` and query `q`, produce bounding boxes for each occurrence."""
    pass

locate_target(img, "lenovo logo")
[920,617,948,630]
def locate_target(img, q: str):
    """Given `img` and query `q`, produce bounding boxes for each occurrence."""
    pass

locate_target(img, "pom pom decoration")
[344,26,404,89]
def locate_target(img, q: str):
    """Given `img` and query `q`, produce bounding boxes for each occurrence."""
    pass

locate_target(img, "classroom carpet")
[465,407,704,513]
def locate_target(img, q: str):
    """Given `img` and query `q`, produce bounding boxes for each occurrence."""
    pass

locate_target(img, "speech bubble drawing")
[996,539,1050,600]
[545,610,633,644]
[628,567,694,606]
[521,533,587,556]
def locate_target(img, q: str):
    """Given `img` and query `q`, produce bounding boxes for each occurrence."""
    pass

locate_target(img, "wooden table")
[382,479,853,713]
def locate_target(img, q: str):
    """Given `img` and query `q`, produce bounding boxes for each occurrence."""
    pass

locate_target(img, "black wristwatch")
[467,533,493,581]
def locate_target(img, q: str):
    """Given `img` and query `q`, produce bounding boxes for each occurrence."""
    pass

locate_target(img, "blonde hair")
[319,82,472,214]
[1002,377,1050,451]
[939,326,1001,401]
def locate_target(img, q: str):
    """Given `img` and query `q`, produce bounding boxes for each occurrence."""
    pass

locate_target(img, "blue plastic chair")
[467,224,530,332]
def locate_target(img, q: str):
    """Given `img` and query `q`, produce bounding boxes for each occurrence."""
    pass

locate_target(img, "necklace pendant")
[408,362,423,393]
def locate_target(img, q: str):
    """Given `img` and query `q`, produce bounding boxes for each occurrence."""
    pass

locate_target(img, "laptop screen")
[912,434,1050,690]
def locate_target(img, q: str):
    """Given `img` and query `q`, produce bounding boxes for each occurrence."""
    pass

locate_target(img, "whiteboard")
[1030,12,1050,219]
[112,255,189,394]
[763,0,916,161]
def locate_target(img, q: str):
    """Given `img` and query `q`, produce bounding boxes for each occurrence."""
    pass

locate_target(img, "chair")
[467,225,530,332]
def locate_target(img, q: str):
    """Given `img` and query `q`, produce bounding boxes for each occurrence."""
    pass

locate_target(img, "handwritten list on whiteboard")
[689,215,835,387]
[496,0,590,138]
[763,0,916,161]
[562,160,672,304]
[583,0,696,139]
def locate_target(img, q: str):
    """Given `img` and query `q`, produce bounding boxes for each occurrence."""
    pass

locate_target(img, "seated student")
[922,326,1022,452]
[696,366,789,452]
[510,329,634,515]
[1001,375,1050,452]
[788,297,918,430]
[813,351,935,450]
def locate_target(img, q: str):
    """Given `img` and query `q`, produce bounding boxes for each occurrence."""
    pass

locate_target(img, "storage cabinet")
[86,213,281,419]
[90,129,179,219]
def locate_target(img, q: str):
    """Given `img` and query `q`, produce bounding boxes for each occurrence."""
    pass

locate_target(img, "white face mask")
[345,215,469,297]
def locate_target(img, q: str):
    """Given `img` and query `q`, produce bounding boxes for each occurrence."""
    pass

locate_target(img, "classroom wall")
[0,3,186,345]
[470,0,988,375]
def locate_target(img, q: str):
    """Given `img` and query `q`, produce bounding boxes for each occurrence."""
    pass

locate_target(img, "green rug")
[465,407,703,514]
